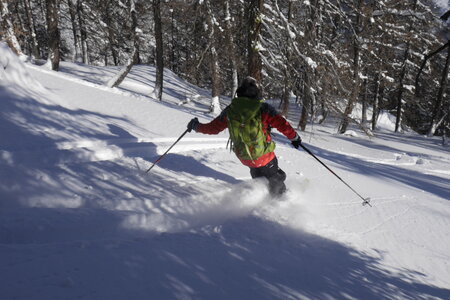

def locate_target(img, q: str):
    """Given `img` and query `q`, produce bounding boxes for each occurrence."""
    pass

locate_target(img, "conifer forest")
[1,0,449,137]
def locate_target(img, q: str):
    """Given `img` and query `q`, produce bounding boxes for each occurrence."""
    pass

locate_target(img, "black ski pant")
[249,157,286,196]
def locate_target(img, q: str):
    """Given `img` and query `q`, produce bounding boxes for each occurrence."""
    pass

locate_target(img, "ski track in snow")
[359,206,413,235]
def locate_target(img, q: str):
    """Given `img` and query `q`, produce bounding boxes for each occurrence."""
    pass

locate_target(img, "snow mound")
[376,110,397,131]
[347,102,397,132]
[343,130,359,137]
[0,43,45,93]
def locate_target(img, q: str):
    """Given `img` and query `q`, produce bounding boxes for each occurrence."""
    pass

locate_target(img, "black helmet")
[236,76,261,99]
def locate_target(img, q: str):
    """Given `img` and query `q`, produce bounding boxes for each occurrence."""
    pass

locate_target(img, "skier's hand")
[291,134,302,149]
[187,117,199,132]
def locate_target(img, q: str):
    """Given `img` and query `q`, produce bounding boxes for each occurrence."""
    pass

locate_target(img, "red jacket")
[196,102,298,168]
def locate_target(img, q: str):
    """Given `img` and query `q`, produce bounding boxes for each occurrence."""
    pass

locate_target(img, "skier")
[187,76,302,196]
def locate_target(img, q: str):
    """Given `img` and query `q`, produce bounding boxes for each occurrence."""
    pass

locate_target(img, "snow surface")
[1,42,450,299]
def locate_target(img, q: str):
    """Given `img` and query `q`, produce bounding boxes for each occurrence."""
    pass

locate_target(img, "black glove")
[291,134,302,149]
[187,117,199,132]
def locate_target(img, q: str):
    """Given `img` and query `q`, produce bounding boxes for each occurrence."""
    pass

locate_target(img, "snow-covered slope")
[1,43,450,299]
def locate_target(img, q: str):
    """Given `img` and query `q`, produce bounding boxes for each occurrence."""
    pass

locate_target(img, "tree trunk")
[224,0,238,98]
[104,2,118,66]
[298,95,311,131]
[394,0,418,133]
[23,0,40,58]
[443,113,449,146]
[14,1,26,40]
[372,72,380,131]
[67,0,81,62]
[205,0,221,115]
[362,77,368,126]
[281,0,293,117]
[394,45,409,133]
[281,86,290,117]
[153,0,163,101]
[319,96,328,124]
[338,49,361,133]
[46,0,61,71]
[427,45,450,137]
[106,0,139,88]
[76,0,88,64]
[168,4,178,72]
[1,0,24,56]
[298,74,312,131]
[338,0,363,134]
[415,41,449,94]
[247,0,263,82]
[395,28,417,133]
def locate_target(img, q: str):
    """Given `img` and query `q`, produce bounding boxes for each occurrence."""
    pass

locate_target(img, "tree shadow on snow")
[0,89,236,214]
[298,143,450,200]
[1,91,449,299]
[120,216,450,300]
[333,132,448,161]
[3,214,449,300]
[106,123,239,184]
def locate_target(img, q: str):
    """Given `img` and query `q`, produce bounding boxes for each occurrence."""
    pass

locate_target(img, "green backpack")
[227,97,275,161]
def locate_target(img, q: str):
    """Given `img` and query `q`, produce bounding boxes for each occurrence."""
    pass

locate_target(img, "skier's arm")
[195,111,228,135]
[262,103,299,140]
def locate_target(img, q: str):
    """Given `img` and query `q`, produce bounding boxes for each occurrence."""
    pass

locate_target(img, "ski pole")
[145,128,190,173]
[300,143,371,207]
